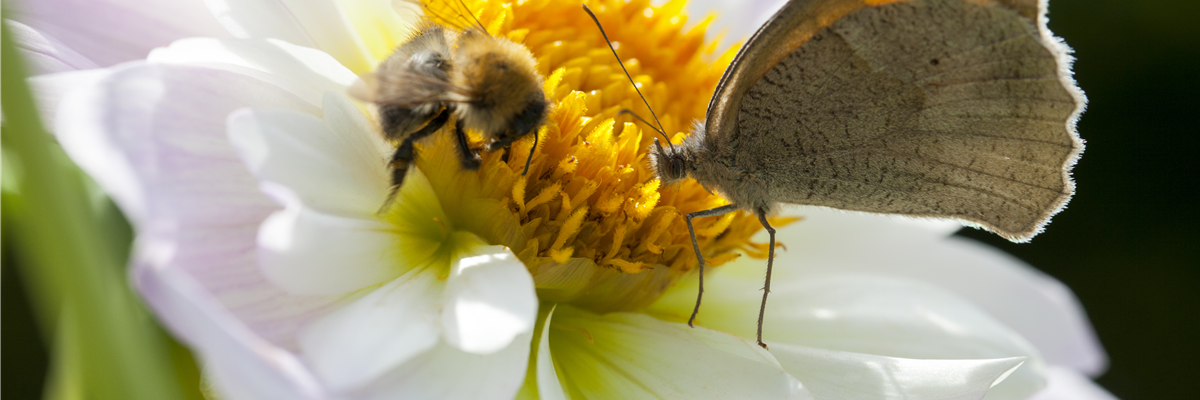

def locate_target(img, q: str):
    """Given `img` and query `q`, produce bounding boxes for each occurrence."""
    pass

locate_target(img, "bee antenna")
[583,4,671,147]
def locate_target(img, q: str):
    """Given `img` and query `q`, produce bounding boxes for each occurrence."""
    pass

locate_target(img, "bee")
[353,1,549,202]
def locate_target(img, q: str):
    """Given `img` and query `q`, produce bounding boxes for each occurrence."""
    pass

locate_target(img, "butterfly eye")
[667,154,686,181]
[650,139,687,184]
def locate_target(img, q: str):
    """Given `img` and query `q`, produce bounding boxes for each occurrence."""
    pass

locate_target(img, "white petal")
[935,238,1105,376]
[442,244,538,354]
[686,0,788,47]
[771,344,1025,400]
[254,183,408,295]
[9,0,228,67]
[665,273,1037,357]
[147,38,359,107]
[772,205,963,246]
[55,62,318,228]
[227,97,451,294]
[333,0,422,63]
[53,62,337,348]
[355,337,531,400]
[203,0,317,48]
[298,266,443,391]
[548,308,797,399]
[759,209,1107,375]
[774,276,1049,399]
[204,0,376,72]
[1025,367,1118,400]
[8,20,99,74]
[135,255,327,400]
[535,307,569,400]
[149,223,341,350]
[652,272,1048,399]
[30,69,109,131]
[225,95,389,218]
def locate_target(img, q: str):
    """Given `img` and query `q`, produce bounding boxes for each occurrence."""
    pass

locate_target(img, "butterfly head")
[650,137,688,185]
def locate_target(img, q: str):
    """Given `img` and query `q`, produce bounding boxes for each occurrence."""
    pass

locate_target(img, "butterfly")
[602,0,1084,348]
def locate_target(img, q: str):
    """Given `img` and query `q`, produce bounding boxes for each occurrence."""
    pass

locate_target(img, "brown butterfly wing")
[709,0,1084,242]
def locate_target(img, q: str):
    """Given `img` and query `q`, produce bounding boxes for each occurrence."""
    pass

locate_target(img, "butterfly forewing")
[710,0,1083,241]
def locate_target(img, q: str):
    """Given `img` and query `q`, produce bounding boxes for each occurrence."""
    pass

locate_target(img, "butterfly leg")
[755,210,776,349]
[685,204,739,327]
[453,120,482,170]
[381,109,450,212]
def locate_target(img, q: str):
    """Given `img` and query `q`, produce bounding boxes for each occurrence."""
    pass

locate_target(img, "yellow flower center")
[406,0,791,312]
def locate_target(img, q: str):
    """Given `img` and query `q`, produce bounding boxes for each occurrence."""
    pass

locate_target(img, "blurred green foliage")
[2,18,204,400]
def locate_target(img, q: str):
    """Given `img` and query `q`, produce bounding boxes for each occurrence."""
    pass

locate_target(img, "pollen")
[412,0,793,312]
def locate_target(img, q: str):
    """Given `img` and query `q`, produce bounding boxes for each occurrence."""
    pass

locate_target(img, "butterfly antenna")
[617,109,667,138]
[583,4,672,146]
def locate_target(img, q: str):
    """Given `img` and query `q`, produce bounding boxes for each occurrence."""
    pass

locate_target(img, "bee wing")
[347,72,382,103]
[360,69,471,108]
[397,0,489,35]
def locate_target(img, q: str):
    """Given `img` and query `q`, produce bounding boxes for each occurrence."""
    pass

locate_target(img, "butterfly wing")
[711,0,1083,242]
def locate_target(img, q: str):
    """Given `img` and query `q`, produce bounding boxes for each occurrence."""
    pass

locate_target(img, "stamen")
[550,206,589,263]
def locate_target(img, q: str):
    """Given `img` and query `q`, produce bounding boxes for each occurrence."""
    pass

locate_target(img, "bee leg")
[684,204,739,328]
[384,141,416,203]
[453,121,482,170]
[380,110,450,212]
[485,137,515,152]
[482,134,537,175]
[522,131,539,176]
[754,210,776,350]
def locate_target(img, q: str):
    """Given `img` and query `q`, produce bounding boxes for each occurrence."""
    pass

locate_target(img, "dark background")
[4,0,1199,398]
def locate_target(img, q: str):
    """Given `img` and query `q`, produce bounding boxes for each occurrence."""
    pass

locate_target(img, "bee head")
[483,92,548,151]
[453,35,547,149]
[650,138,688,185]
[511,92,550,142]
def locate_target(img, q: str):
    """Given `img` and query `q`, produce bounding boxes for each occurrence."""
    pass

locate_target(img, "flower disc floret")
[399,0,793,312]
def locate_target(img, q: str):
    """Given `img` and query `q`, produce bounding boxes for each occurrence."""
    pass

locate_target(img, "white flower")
[16,0,1114,398]
[7,0,229,73]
